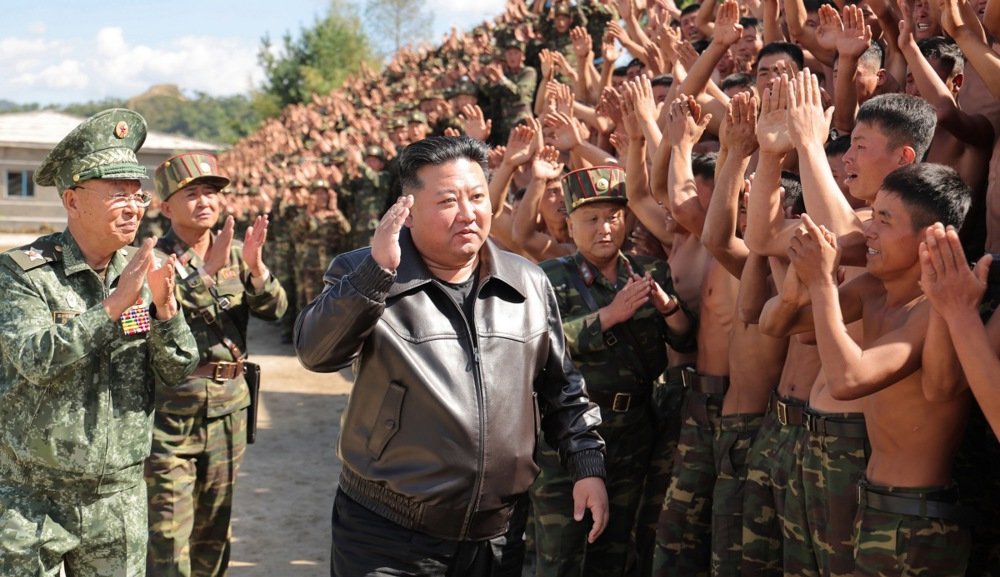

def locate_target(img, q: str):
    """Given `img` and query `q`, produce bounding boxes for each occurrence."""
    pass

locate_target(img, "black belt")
[859,483,969,523]
[769,394,806,426]
[681,369,729,396]
[804,409,868,438]
[191,360,244,383]
[587,389,648,413]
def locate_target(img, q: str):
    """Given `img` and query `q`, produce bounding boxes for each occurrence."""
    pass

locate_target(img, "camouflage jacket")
[342,167,389,250]
[0,230,199,494]
[541,252,696,396]
[293,209,352,272]
[155,230,288,417]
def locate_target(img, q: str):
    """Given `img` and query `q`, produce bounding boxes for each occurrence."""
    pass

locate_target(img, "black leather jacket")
[295,229,605,541]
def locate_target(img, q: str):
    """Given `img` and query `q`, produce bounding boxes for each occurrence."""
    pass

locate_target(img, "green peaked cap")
[562,165,628,213]
[34,108,148,195]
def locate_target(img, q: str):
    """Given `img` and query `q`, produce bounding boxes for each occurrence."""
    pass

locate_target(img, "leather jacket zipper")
[455,282,486,540]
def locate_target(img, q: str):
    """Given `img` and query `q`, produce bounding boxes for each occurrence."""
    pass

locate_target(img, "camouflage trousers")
[275,270,297,342]
[297,267,325,313]
[740,398,810,576]
[953,405,1000,577]
[711,413,763,577]
[853,481,970,576]
[0,480,147,577]
[632,378,687,577]
[652,389,724,577]
[800,410,869,577]
[145,408,247,577]
[530,411,654,577]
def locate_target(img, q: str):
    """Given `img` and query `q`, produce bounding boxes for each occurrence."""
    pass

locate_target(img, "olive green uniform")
[146,230,287,577]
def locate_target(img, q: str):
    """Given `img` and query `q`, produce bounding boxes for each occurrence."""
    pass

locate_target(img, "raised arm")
[702,92,757,278]
[898,0,995,148]
[942,0,1000,100]
[665,95,713,237]
[512,145,575,261]
[745,77,798,256]
[789,215,908,400]
[785,70,867,264]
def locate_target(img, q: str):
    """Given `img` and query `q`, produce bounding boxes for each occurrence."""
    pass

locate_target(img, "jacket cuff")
[351,255,396,302]
[568,449,606,481]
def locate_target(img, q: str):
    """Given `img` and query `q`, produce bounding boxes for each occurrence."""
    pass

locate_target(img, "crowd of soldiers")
[121,0,1000,574]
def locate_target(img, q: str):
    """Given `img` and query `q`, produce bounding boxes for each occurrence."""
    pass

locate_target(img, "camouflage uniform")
[740,394,811,577]
[136,207,171,244]
[145,153,288,577]
[0,108,200,577]
[531,166,696,577]
[269,189,301,343]
[341,165,389,251]
[0,230,199,576]
[479,41,537,146]
[712,413,764,577]
[653,381,726,577]
[533,251,693,577]
[292,189,351,312]
[632,366,687,577]
[800,408,869,577]
[146,229,287,577]
[853,480,970,576]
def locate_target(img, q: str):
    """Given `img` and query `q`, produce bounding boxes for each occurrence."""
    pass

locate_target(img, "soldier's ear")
[62,188,80,216]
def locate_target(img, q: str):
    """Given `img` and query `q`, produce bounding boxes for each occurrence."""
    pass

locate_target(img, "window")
[6,170,35,197]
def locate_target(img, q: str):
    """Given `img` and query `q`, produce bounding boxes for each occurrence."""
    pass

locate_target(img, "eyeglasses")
[106,191,153,208]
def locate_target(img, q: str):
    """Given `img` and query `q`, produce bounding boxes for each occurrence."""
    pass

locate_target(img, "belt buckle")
[776,400,789,426]
[212,362,236,383]
[612,393,632,413]
[803,411,816,433]
[217,296,232,310]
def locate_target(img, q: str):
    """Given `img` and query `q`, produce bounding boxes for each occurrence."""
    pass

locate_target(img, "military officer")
[531,166,696,577]
[0,109,199,577]
[145,152,287,577]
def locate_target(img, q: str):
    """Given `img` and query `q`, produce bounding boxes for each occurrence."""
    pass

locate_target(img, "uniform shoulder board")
[6,234,62,272]
[119,244,140,263]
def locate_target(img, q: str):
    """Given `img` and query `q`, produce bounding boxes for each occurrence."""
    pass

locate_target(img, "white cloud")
[11,59,89,91]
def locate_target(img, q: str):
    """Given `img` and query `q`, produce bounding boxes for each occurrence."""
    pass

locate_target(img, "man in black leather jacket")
[295,136,608,577]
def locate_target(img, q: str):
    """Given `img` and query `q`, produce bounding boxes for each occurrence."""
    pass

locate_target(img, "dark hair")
[398,136,490,193]
[613,66,629,77]
[803,0,829,11]
[739,17,763,33]
[680,4,701,16]
[856,93,936,161]
[692,152,717,181]
[720,72,754,93]
[781,171,806,217]
[879,163,971,230]
[692,39,711,54]
[755,42,805,71]
[651,74,674,88]
[917,36,964,78]
[627,57,645,69]
[825,135,851,156]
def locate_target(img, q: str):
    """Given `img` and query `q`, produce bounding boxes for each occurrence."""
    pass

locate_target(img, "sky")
[2,0,506,106]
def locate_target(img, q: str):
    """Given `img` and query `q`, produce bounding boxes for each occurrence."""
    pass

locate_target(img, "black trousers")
[330,489,528,577]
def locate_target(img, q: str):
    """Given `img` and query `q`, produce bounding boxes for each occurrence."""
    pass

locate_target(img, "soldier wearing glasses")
[0,109,199,576]
[144,152,287,577]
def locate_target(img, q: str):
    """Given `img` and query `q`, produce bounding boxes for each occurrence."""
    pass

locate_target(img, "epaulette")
[6,236,62,271]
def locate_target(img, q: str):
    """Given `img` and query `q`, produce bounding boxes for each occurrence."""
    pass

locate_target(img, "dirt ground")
[228,318,351,575]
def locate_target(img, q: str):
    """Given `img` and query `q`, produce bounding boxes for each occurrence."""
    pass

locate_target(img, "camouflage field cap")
[501,37,526,52]
[562,166,628,213]
[34,108,148,195]
[309,179,330,190]
[408,110,428,125]
[364,145,386,161]
[154,152,231,201]
[448,79,479,99]
[553,3,572,16]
